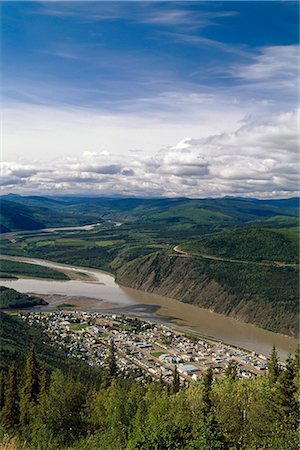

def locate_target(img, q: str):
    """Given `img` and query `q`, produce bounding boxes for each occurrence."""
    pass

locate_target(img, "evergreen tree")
[268,345,281,384]
[103,339,118,388]
[173,365,180,394]
[38,361,48,399]
[159,373,165,390]
[19,347,40,430]
[202,367,213,412]
[23,347,40,403]
[225,362,238,381]
[0,371,5,411]
[36,369,86,446]
[1,364,19,431]
[277,355,298,427]
[293,344,300,373]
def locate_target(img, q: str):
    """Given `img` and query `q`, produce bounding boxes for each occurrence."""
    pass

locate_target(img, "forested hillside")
[1,195,298,232]
[0,335,298,450]
[182,228,299,263]
[0,287,47,310]
[0,311,102,379]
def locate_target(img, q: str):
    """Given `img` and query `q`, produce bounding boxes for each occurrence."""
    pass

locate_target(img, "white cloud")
[234,45,298,84]
[1,110,298,199]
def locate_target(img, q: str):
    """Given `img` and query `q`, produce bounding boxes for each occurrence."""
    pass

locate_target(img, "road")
[172,245,298,268]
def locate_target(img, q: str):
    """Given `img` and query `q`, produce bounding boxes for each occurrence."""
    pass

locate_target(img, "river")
[0,255,297,359]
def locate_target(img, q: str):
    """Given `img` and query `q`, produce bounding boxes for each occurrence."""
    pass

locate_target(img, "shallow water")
[0,255,297,359]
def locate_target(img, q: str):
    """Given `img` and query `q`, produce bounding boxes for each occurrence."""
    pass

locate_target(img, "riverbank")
[0,255,297,359]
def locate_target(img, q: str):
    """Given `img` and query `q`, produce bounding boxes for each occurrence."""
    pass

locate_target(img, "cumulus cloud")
[1,110,298,199]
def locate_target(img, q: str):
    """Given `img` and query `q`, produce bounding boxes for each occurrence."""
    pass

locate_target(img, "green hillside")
[1,195,299,233]
[182,228,299,263]
[0,311,102,383]
[0,287,47,309]
[0,199,45,232]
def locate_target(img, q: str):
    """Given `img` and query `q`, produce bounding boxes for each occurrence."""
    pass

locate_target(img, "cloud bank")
[1,110,298,199]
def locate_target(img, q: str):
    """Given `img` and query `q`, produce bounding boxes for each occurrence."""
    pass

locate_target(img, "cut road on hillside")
[172,245,299,268]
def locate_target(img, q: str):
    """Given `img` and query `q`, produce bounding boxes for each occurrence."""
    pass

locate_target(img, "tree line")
[0,343,299,450]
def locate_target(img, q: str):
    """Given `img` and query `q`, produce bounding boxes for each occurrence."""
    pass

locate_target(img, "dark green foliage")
[0,348,299,449]
[0,199,45,232]
[0,372,4,411]
[35,370,87,446]
[1,364,19,431]
[202,367,213,412]
[183,227,299,263]
[172,365,180,394]
[0,260,68,280]
[22,347,39,403]
[268,345,282,384]
[225,362,238,381]
[277,355,298,427]
[103,340,118,388]
[0,286,48,309]
[0,311,102,386]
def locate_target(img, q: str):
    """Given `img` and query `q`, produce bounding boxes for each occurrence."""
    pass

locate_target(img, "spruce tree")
[268,345,281,384]
[1,364,19,431]
[277,355,298,427]
[38,361,48,399]
[19,347,40,430]
[173,365,180,394]
[202,367,213,412]
[0,371,5,411]
[23,346,40,402]
[225,362,238,381]
[103,339,118,388]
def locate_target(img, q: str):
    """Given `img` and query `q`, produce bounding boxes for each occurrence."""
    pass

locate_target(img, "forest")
[0,341,299,450]
[0,287,47,310]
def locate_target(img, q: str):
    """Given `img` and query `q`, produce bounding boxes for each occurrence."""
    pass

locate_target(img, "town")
[19,310,270,384]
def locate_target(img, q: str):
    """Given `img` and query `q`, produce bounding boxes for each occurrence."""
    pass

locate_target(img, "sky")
[1,1,299,198]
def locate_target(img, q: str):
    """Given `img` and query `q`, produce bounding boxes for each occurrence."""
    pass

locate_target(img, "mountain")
[1,195,299,232]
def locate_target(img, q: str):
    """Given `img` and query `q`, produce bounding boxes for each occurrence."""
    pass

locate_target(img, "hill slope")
[1,195,299,232]
[0,286,48,309]
[182,228,299,264]
[116,252,299,337]
[0,310,102,384]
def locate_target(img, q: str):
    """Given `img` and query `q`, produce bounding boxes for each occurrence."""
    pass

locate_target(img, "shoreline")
[0,254,298,358]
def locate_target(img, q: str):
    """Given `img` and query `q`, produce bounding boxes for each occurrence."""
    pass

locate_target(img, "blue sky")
[1,1,299,198]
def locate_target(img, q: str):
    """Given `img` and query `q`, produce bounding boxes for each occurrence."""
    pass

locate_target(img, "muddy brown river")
[0,255,297,359]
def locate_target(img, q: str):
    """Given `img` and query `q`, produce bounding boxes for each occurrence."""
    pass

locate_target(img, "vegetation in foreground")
[0,336,298,450]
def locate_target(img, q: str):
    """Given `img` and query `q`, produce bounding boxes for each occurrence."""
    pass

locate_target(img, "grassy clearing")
[71,323,89,331]
[95,240,124,247]
[150,351,165,358]
[55,239,89,247]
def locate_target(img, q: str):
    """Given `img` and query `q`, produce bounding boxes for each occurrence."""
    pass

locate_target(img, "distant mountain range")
[1,194,299,233]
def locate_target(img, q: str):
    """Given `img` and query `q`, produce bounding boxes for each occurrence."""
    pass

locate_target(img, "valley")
[0,195,299,340]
